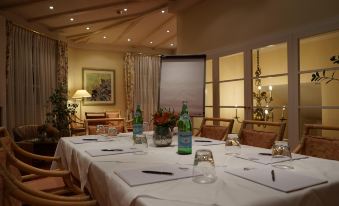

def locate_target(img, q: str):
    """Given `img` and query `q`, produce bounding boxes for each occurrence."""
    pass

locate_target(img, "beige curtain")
[134,54,161,126]
[124,53,135,120]
[6,21,58,130]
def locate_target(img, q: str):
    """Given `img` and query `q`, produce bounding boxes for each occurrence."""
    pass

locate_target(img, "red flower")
[152,108,179,127]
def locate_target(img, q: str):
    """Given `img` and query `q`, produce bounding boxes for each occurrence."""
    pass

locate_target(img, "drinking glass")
[225,135,241,156]
[133,134,148,155]
[192,149,217,184]
[107,127,117,137]
[143,122,150,131]
[96,125,105,135]
[271,141,294,169]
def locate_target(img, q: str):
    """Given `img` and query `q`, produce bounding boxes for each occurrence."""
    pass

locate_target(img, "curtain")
[6,22,59,130]
[124,53,135,120]
[133,54,161,126]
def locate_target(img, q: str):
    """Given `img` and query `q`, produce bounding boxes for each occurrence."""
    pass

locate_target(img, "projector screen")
[159,55,205,117]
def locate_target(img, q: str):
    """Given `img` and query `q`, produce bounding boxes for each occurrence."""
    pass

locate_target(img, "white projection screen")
[159,55,206,116]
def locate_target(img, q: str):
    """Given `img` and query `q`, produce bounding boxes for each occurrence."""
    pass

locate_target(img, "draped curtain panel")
[6,22,66,131]
[133,55,161,126]
[56,40,68,89]
[124,53,135,119]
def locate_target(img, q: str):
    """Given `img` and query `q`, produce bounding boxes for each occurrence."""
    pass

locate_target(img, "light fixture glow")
[166,30,170,33]
[170,43,174,46]
[49,6,54,10]
[161,10,165,13]
[86,27,90,30]
[103,36,107,39]
[70,18,74,21]
[123,8,128,11]
[127,38,131,42]
[150,41,153,44]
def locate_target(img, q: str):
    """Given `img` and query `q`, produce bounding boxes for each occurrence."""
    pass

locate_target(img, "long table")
[53,133,339,206]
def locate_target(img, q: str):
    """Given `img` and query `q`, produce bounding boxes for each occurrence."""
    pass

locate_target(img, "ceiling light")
[127,38,131,42]
[86,27,90,30]
[150,41,153,44]
[161,10,165,14]
[49,6,54,10]
[70,18,74,21]
[170,43,174,46]
[103,36,107,39]
[124,8,128,11]
[166,30,170,33]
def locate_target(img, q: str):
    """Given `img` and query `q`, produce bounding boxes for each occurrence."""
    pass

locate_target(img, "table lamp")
[72,89,91,119]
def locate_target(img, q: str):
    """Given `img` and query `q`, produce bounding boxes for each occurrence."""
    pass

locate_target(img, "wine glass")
[192,149,217,184]
[271,141,294,169]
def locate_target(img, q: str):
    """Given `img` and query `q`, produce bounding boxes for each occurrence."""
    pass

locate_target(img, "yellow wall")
[68,47,126,118]
[177,0,339,54]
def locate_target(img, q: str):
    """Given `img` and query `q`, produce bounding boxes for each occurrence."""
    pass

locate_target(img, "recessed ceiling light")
[123,8,128,11]
[86,27,90,30]
[170,43,174,46]
[127,38,131,42]
[161,10,165,14]
[150,41,153,44]
[103,36,107,39]
[70,18,74,21]
[166,30,170,33]
[49,6,54,10]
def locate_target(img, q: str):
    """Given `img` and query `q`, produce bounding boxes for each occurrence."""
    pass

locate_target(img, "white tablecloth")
[53,134,339,206]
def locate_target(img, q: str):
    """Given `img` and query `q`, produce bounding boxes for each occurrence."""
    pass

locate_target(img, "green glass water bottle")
[177,101,192,155]
[133,104,143,136]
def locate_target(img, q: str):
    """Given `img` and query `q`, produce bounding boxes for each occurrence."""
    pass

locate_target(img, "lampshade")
[72,89,91,99]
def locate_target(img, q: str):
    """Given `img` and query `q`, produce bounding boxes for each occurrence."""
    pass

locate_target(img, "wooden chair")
[238,120,286,149]
[293,124,339,161]
[0,164,96,206]
[105,111,121,118]
[0,127,83,195]
[12,124,59,142]
[195,117,234,141]
[85,118,127,135]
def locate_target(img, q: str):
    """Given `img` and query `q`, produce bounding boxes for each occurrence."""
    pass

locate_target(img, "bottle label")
[178,131,192,149]
[133,124,143,135]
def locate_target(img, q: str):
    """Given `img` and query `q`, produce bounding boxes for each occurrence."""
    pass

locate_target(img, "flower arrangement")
[152,108,179,128]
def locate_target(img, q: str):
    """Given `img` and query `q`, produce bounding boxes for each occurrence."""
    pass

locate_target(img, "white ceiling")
[0,0,203,52]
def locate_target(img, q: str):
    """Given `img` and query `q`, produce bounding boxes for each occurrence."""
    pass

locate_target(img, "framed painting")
[83,68,115,105]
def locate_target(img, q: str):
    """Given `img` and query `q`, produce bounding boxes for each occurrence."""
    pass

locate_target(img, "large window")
[299,30,339,137]
[219,52,244,133]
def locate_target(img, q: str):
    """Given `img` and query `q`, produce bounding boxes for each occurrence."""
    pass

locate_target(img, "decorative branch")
[311,55,339,84]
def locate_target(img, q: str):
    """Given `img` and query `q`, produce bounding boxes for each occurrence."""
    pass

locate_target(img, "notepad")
[236,152,308,165]
[225,167,327,193]
[69,136,114,144]
[115,165,198,186]
[86,147,142,157]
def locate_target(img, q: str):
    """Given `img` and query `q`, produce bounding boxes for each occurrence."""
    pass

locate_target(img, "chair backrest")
[238,120,286,149]
[293,124,339,161]
[12,125,59,142]
[85,118,127,135]
[196,118,234,141]
[105,111,121,118]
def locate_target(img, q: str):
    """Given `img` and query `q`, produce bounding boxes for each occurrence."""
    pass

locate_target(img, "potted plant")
[46,84,77,137]
[152,108,179,146]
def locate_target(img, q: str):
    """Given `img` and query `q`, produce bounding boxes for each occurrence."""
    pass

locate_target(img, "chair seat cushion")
[302,135,339,161]
[240,129,277,149]
[24,176,65,192]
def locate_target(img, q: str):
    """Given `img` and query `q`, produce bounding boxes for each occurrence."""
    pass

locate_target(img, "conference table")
[53,133,339,206]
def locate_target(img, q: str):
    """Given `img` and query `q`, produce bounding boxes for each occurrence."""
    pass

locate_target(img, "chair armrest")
[292,144,302,154]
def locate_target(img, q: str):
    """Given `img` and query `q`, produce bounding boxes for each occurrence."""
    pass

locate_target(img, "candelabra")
[252,49,274,122]
[234,105,242,123]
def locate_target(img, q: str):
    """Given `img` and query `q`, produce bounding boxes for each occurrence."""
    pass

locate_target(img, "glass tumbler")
[133,134,148,155]
[192,149,217,184]
[271,141,294,169]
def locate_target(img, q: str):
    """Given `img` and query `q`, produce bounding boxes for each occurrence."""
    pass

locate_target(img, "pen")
[194,140,212,142]
[101,149,123,152]
[271,169,275,182]
[83,138,98,141]
[142,170,173,175]
[258,152,272,156]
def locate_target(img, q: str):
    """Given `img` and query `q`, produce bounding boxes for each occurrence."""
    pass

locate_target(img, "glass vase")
[153,125,172,147]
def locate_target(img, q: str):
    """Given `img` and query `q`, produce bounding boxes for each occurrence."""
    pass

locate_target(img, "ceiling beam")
[0,0,48,10]
[113,17,143,43]
[153,33,176,48]
[136,15,175,44]
[27,0,139,22]
[50,3,167,31]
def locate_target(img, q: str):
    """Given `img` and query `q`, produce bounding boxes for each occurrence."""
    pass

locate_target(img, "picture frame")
[83,68,115,105]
